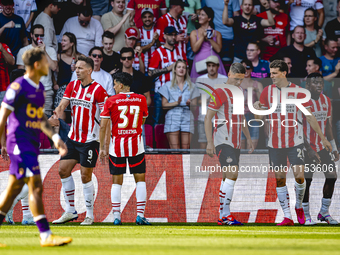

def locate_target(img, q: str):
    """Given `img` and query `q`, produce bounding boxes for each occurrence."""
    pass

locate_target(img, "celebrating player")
[205,63,254,226]
[253,60,332,226]
[99,72,150,225]
[302,73,339,225]
[0,48,72,247]
[53,56,108,225]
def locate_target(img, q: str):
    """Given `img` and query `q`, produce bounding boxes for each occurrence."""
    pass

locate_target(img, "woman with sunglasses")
[158,60,200,149]
[304,7,323,57]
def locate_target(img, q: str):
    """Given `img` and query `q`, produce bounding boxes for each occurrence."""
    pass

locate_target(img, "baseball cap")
[1,0,14,6]
[164,26,178,35]
[169,0,189,7]
[141,7,154,16]
[125,28,138,39]
[205,56,219,65]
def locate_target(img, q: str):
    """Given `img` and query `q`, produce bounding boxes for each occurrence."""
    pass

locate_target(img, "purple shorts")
[9,152,40,179]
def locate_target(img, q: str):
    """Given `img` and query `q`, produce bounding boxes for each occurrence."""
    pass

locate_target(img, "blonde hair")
[171,59,192,90]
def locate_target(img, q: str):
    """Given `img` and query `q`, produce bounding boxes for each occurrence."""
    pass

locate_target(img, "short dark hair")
[269,59,288,74]
[77,55,94,70]
[307,57,322,70]
[31,24,44,34]
[89,46,103,56]
[22,48,46,67]
[78,6,93,17]
[241,59,253,70]
[324,37,337,46]
[114,72,133,87]
[102,31,115,40]
[120,47,134,57]
[1,0,14,6]
[306,72,324,86]
[229,63,246,74]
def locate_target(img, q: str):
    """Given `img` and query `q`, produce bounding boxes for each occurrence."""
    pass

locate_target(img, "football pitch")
[1,223,340,255]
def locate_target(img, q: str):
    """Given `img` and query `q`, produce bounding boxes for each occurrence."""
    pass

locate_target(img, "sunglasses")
[121,56,133,60]
[92,54,102,58]
[34,34,44,38]
[79,20,90,25]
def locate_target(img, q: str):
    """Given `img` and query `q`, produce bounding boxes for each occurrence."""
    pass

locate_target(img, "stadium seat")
[144,124,153,148]
[154,124,169,149]
[40,132,51,149]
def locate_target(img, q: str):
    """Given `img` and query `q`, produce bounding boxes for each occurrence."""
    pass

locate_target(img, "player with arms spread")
[205,63,254,226]
[0,48,71,247]
[253,60,332,226]
[99,72,150,225]
[53,56,108,225]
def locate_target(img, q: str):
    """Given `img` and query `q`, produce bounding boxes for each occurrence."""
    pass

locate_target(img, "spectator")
[90,0,110,21]
[0,41,15,101]
[202,0,240,63]
[257,0,289,61]
[287,0,325,31]
[156,0,189,59]
[33,0,61,53]
[324,0,340,47]
[240,59,263,149]
[71,46,115,96]
[196,55,228,149]
[222,0,275,63]
[0,0,28,58]
[148,26,187,126]
[54,32,82,121]
[101,0,135,52]
[16,24,57,115]
[190,6,226,79]
[332,78,340,151]
[101,31,122,75]
[272,26,316,78]
[137,8,161,72]
[158,59,199,149]
[283,56,293,76]
[303,7,323,57]
[127,0,167,28]
[323,0,337,30]
[246,42,270,79]
[59,6,103,56]
[319,37,340,80]
[13,0,37,33]
[124,27,145,73]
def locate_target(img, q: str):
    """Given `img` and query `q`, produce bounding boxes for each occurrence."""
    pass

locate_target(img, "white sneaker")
[304,218,317,226]
[5,210,14,225]
[52,211,78,224]
[80,217,93,225]
[22,217,35,225]
[318,212,338,225]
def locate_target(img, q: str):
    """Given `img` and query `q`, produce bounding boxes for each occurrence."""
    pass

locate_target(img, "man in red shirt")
[124,27,145,73]
[0,42,15,97]
[99,72,150,225]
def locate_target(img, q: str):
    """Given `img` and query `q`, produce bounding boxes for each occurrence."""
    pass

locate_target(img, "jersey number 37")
[118,105,140,129]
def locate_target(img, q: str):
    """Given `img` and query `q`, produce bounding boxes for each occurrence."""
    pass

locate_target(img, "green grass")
[1,223,340,255]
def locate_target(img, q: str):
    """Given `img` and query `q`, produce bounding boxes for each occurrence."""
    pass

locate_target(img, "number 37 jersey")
[100,92,148,157]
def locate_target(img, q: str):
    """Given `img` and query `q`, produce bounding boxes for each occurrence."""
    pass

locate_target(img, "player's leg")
[180,132,192,149]
[166,131,180,149]
[19,184,34,225]
[4,183,28,224]
[302,152,316,225]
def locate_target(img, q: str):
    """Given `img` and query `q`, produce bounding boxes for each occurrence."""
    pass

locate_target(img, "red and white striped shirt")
[138,26,160,71]
[303,94,331,152]
[148,45,187,92]
[208,87,243,149]
[260,83,311,149]
[156,13,188,58]
[132,52,145,72]
[63,80,108,143]
[100,92,148,157]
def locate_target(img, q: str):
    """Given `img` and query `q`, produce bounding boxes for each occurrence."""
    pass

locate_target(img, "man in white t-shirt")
[195,55,228,149]
[59,6,103,56]
[16,24,57,115]
[14,0,37,33]
[71,47,114,96]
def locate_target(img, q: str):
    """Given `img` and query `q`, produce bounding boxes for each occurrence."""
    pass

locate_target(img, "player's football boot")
[217,217,228,225]
[304,218,317,226]
[22,217,35,225]
[225,215,243,226]
[317,212,339,225]
[52,211,78,224]
[136,215,151,225]
[40,234,72,247]
[5,210,14,225]
[113,218,122,225]
[277,217,294,226]
[80,217,94,225]
[295,207,306,225]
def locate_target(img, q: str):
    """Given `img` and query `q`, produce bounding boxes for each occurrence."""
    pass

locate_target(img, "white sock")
[219,180,225,219]
[276,186,292,219]
[111,184,122,220]
[83,181,94,219]
[9,183,29,211]
[302,202,311,219]
[221,178,235,218]
[136,182,146,217]
[21,196,32,220]
[40,230,52,241]
[294,181,306,209]
[61,176,76,213]
[320,198,331,214]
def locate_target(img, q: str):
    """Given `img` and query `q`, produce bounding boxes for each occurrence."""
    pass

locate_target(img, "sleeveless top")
[57,53,72,86]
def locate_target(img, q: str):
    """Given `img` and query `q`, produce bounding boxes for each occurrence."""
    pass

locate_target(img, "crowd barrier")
[0,154,339,223]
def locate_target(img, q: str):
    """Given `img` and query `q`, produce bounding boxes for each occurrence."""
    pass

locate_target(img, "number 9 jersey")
[100,92,148,157]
